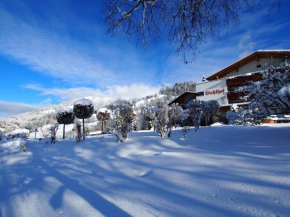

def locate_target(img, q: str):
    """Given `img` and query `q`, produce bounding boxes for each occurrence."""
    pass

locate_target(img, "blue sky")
[0,0,290,117]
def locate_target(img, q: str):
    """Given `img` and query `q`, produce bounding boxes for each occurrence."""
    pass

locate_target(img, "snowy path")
[0,124,290,217]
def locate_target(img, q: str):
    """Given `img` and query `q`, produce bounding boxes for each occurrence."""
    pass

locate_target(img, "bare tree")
[120,105,135,139]
[168,103,183,137]
[49,123,59,145]
[155,101,168,137]
[97,111,110,133]
[103,0,280,62]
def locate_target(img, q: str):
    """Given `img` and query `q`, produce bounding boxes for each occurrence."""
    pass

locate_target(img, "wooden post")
[83,119,85,141]
[63,124,65,139]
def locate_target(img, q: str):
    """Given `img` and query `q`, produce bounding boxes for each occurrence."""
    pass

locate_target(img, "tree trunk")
[101,121,104,134]
[83,119,85,141]
[63,124,65,139]
[168,128,172,137]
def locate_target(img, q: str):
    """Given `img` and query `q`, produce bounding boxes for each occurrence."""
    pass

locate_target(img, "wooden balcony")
[226,73,262,88]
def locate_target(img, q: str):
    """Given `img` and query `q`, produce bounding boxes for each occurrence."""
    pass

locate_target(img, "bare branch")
[102,0,281,63]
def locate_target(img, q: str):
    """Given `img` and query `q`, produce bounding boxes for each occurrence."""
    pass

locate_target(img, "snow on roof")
[74,98,94,106]
[207,50,290,81]
[278,85,290,96]
[266,115,290,120]
[257,49,290,52]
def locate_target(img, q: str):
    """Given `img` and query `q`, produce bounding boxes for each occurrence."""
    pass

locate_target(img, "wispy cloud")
[160,6,290,85]
[23,83,161,101]
[238,31,255,59]
[0,1,160,87]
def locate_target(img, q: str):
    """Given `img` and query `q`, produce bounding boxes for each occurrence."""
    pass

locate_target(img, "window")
[184,95,194,104]
[197,92,204,96]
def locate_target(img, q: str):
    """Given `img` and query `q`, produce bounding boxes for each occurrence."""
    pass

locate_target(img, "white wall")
[225,58,283,78]
[195,79,228,106]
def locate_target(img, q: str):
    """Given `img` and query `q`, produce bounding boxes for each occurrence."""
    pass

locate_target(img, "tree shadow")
[1,125,290,217]
[35,150,131,217]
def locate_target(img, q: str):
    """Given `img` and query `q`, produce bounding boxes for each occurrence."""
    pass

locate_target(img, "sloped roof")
[168,91,197,105]
[207,50,290,81]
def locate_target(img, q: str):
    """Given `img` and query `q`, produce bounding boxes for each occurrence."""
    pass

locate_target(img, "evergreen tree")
[73,98,94,141]
[56,108,75,139]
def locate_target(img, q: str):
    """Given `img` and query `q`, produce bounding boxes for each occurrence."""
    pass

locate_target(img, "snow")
[0,97,112,132]
[278,85,290,96]
[57,107,73,115]
[9,128,30,134]
[74,98,93,106]
[1,124,290,217]
[210,122,225,126]
[97,108,110,113]
[135,94,166,108]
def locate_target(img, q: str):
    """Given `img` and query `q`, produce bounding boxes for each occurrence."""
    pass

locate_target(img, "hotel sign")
[205,88,225,96]
[195,79,228,105]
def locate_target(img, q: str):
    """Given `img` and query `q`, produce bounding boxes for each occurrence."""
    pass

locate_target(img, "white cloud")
[23,83,161,101]
[0,2,159,87]
[161,45,240,85]
[0,101,44,117]
[238,32,255,59]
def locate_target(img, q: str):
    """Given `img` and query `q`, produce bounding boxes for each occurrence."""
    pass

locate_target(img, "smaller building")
[169,91,203,109]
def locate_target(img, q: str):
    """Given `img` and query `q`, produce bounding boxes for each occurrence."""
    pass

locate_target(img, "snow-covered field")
[1,124,290,217]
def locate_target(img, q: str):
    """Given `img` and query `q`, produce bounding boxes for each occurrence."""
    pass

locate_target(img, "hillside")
[1,124,290,216]
[0,81,197,134]
[0,97,113,132]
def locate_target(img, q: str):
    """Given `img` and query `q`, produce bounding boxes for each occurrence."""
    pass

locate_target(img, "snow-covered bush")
[56,108,75,139]
[20,141,28,152]
[226,104,262,125]
[155,101,168,137]
[108,102,135,142]
[168,103,183,137]
[187,99,204,131]
[202,100,220,126]
[120,105,135,139]
[73,98,94,141]
[136,107,148,131]
[110,115,123,142]
[0,130,3,141]
[137,106,156,131]
[49,123,59,145]
[278,84,290,110]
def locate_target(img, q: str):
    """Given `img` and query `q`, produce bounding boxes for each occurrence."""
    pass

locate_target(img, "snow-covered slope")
[1,124,290,217]
[0,97,113,131]
[0,93,169,134]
